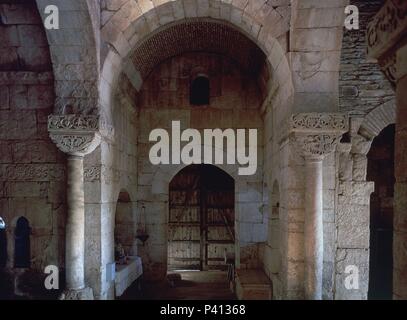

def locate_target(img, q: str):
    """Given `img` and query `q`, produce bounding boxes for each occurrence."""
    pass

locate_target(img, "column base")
[59,287,94,300]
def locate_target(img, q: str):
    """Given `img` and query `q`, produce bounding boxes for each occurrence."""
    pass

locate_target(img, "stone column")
[48,115,101,300]
[367,0,407,300]
[289,113,348,299]
[66,155,85,290]
[304,156,323,300]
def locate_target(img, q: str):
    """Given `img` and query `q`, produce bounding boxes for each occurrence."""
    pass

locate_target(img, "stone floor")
[119,271,236,300]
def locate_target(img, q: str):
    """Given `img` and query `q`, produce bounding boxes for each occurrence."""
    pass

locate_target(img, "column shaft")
[66,155,85,290]
[304,159,323,300]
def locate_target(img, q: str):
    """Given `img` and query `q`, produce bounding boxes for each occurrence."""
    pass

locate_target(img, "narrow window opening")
[190,76,210,106]
[14,217,30,268]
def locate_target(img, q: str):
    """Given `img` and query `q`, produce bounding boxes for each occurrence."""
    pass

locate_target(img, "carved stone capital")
[289,113,348,133]
[48,115,101,157]
[288,113,349,161]
[367,0,407,87]
[367,0,407,60]
[292,134,342,161]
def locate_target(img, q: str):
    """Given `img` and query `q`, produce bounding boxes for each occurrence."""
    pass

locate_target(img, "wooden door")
[168,165,234,271]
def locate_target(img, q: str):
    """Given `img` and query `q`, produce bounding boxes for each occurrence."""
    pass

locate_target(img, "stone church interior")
[0,0,406,301]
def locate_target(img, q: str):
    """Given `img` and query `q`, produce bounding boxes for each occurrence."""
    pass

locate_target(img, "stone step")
[235,269,272,300]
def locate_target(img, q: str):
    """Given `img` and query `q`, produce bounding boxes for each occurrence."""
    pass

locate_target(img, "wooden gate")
[168,165,234,271]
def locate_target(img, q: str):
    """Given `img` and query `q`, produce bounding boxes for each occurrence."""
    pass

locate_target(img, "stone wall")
[335,122,374,300]
[334,102,396,300]
[339,0,393,116]
[0,0,401,301]
[83,72,138,299]
[263,180,282,298]
[0,1,65,298]
[136,52,267,280]
[265,141,338,300]
[332,0,397,300]
[115,191,137,258]
[364,0,407,300]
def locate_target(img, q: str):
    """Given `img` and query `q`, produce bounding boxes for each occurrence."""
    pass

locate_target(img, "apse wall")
[136,52,267,280]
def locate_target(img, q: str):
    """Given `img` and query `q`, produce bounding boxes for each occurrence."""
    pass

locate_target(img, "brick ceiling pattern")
[130,19,267,79]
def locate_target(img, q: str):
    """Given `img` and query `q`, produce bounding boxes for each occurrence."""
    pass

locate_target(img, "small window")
[0,217,6,268]
[14,217,30,268]
[190,76,210,106]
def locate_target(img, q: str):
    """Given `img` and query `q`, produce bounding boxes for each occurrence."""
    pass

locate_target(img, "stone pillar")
[304,156,323,299]
[66,155,85,290]
[288,113,348,299]
[367,0,407,300]
[48,115,101,300]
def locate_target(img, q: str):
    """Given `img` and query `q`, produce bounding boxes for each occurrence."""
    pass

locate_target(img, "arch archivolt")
[32,0,349,123]
[359,100,396,142]
[334,101,397,299]
[99,0,294,125]
[35,0,100,115]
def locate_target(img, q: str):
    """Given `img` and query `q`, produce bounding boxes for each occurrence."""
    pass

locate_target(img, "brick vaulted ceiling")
[129,19,268,81]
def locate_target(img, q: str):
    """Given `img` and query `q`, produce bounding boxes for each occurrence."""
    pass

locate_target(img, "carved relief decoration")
[84,166,101,182]
[290,113,348,132]
[48,115,101,156]
[292,134,342,160]
[84,166,125,183]
[50,135,96,155]
[367,0,407,59]
[286,113,349,160]
[0,164,65,181]
[48,115,99,131]
[366,0,407,87]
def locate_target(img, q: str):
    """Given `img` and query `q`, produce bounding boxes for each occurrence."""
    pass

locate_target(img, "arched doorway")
[168,165,235,271]
[367,124,395,300]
